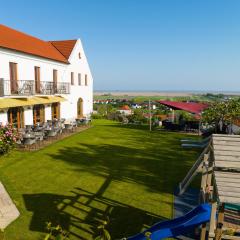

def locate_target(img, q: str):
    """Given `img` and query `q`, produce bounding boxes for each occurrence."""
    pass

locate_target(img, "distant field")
[93,93,211,102]
[94,91,194,97]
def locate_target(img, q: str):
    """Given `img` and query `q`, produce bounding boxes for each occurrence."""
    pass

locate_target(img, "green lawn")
[0,120,199,240]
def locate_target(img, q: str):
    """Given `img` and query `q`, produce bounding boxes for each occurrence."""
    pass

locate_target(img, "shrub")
[44,222,69,240]
[92,113,105,119]
[0,124,19,154]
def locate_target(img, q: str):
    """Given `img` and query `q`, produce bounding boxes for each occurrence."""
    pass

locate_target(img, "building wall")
[45,105,52,121]
[0,39,93,125]
[0,111,8,125]
[24,107,33,125]
[0,48,66,83]
[61,40,93,119]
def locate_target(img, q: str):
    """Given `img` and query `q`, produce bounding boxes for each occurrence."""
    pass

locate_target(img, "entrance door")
[9,62,18,94]
[77,98,83,118]
[8,107,24,129]
[52,102,60,120]
[35,66,41,94]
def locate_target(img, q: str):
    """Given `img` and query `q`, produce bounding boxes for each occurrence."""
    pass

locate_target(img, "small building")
[131,103,141,109]
[118,105,132,115]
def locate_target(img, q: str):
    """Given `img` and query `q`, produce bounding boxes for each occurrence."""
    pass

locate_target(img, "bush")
[91,113,105,119]
[0,125,19,154]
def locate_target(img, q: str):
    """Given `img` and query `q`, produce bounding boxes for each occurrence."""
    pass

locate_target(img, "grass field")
[0,120,199,240]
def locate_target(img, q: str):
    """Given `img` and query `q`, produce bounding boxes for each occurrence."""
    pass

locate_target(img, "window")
[78,52,81,59]
[85,74,88,86]
[9,62,18,94]
[71,72,74,85]
[78,73,81,85]
[8,107,24,129]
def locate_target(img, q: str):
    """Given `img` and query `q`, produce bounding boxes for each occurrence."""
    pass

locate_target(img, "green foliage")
[95,218,111,240]
[127,109,147,123]
[92,113,105,119]
[202,99,240,127]
[44,222,69,240]
[97,105,116,117]
[177,111,195,122]
[0,125,19,154]
[144,231,152,240]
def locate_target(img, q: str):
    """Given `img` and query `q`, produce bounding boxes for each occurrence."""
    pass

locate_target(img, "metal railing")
[0,79,70,96]
[36,81,54,95]
[54,82,70,94]
[0,79,35,96]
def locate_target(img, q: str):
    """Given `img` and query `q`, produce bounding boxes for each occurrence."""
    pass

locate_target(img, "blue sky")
[1,0,240,91]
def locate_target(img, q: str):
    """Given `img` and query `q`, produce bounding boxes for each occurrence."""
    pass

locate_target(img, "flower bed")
[0,125,19,154]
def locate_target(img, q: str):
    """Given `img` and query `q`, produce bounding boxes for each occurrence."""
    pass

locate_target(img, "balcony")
[0,79,70,97]
[0,79,35,96]
[54,82,70,95]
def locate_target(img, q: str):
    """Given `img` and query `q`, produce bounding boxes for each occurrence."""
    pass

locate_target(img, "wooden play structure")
[179,134,240,239]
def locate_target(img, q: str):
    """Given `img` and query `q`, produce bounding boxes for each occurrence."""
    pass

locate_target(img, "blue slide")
[128,204,211,240]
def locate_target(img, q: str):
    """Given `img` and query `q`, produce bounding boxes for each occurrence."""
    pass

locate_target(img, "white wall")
[24,107,33,125]
[61,39,93,119]
[45,105,52,121]
[0,111,8,125]
[0,48,66,83]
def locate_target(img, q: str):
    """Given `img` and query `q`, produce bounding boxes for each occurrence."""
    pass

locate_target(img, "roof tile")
[0,24,76,63]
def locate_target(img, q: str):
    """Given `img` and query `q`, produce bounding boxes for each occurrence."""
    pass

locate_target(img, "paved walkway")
[0,182,20,230]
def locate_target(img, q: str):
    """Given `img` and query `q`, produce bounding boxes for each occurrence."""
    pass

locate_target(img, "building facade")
[0,24,93,128]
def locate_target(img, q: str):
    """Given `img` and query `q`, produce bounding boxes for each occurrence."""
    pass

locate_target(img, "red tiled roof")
[120,105,131,110]
[159,101,209,114]
[50,40,77,59]
[0,24,76,63]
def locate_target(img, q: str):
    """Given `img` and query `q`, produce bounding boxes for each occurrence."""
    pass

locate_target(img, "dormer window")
[78,52,81,59]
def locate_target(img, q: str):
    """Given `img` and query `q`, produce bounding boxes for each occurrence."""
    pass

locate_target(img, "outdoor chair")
[64,123,73,133]
[22,134,36,150]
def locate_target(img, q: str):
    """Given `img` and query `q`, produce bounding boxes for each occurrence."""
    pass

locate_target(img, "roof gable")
[50,40,77,59]
[0,24,68,63]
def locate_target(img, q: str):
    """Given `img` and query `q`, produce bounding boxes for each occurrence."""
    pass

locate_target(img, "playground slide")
[127,204,211,240]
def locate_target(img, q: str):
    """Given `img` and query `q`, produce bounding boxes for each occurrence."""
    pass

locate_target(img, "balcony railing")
[54,82,70,94]
[0,79,35,96]
[36,81,54,95]
[0,79,70,96]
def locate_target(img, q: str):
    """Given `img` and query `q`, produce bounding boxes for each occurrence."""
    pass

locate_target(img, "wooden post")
[208,202,217,240]
[215,203,225,240]
[149,100,152,131]
[201,154,209,198]
[200,223,207,240]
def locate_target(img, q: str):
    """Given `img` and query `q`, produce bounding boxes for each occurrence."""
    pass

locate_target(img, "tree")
[202,98,240,133]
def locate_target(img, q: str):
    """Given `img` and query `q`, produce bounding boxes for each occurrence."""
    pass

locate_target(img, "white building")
[0,24,93,128]
[118,105,132,115]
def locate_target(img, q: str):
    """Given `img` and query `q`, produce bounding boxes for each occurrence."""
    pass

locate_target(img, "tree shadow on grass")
[23,186,167,240]
[23,124,200,239]
[47,141,199,196]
